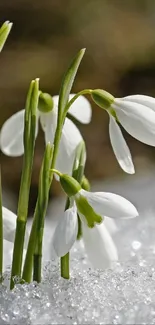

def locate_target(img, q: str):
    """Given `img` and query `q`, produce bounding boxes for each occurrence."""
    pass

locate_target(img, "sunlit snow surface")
[1,169,155,324]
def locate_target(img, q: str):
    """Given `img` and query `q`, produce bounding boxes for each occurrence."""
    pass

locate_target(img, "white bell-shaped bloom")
[2,207,29,270]
[109,95,155,174]
[0,94,91,175]
[53,188,138,268]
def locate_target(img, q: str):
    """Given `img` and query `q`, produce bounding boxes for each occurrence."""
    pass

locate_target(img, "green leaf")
[0,21,12,52]
[58,48,86,117]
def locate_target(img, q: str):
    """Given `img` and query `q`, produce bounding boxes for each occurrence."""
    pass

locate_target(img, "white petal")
[40,107,83,178]
[122,95,155,112]
[0,109,39,156]
[109,115,135,174]
[2,207,29,247]
[79,189,138,219]
[3,239,14,270]
[55,117,83,175]
[53,206,78,257]
[2,207,16,242]
[112,99,155,146]
[104,217,118,234]
[82,222,118,269]
[40,109,57,143]
[68,94,92,124]
[52,95,59,107]
[3,240,27,271]
[53,94,92,124]
[0,110,25,156]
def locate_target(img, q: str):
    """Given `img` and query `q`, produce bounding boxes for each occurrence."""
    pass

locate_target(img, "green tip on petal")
[38,92,54,113]
[60,174,81,197]
[75,194,102,228]
[91,89,114,110]
[0,21,13,52]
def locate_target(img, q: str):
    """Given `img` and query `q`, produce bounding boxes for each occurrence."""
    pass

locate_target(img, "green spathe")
[91,89,114,109]
[38,92,54,113]
[60,174,81,197]
[75,193,102,228]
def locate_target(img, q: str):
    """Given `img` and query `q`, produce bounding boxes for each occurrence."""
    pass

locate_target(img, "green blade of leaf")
[0,21,12,52]
[58,48,86,117]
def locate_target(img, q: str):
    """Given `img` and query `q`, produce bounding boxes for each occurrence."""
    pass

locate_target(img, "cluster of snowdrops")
[1,21,155,289]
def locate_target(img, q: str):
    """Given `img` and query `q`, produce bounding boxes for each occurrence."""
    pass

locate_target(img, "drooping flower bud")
[91,89,114,109]
[38,92,54,113]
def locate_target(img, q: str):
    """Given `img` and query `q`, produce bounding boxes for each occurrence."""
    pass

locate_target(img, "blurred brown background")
[1,0,155,211]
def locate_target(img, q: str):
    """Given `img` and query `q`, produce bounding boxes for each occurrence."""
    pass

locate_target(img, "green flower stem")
[61,253,70,279]
[23,145,53,283]
[10,79,39,289]
[22,120,62,283]
[33,144,53,283]
[0,169,3,279]
[22,209,37,282]
[60,141,86,279]
[72,141,86,241]
[60,197,70,279]
[63,89,92,120]
[33,254,42,283]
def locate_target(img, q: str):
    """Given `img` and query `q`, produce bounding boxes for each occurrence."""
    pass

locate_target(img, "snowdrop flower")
[0,93,91,175]
[2,207,28,270]
[52,173,138,268]
[91,90,155,174]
